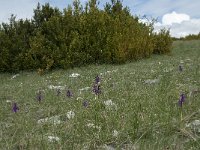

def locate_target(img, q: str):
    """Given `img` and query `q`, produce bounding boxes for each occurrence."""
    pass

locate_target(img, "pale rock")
[47,136,60,142]
[37,115,61,125]
[66,111,75,119]
[69,73,80,78]
[11,74,19,79]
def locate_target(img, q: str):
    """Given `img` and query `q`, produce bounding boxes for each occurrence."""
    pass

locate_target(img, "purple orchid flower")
[178,93,185,107]
[95,75,100,84]
[12,103,19,113]
[66,90,73,98]
[93,84,101,95]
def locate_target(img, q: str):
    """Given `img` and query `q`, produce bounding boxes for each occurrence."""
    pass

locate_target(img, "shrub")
[0,0,173,72]
[153,29,172,54]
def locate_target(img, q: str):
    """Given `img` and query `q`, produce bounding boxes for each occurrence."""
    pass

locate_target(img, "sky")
[0,0,200,38]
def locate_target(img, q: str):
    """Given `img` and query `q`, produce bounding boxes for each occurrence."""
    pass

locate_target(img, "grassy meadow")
[0,40,200,149]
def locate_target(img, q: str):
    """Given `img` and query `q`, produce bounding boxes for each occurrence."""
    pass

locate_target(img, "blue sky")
[0,0,200,37]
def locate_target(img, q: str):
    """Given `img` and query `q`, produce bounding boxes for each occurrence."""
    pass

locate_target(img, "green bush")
[153,29,172,54]
[0,0,173,72]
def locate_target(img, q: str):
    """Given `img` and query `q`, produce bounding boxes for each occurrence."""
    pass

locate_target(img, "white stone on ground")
[144,79,159,84]
[186,120,200,133]
[11,74,19,79]
[69,73,80,78]
[48,85,65,90]
[66,111,75,119]
[86,123,101,130]
[47,136,60,142]
[104,100,117,110]
[37,115,61,125]
[113,130,119,137]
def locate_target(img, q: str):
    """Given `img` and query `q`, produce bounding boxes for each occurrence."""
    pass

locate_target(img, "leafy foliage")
[0,0,172,72]
[175,32,200,41]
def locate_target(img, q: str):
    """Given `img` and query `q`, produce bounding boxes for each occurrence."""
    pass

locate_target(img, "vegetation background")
[0,0,172,73]
[0,0,200,149]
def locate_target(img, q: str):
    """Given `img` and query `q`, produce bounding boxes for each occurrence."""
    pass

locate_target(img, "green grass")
[0,40,200,149]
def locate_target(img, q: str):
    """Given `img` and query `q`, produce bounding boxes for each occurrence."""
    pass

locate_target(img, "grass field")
[0,40,200,149]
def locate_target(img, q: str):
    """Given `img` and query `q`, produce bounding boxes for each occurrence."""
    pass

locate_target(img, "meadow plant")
[66,90,73,98]
[95,75,100,84]
[56,89,61,96]
[178,93,186,107]
[12,102,19,113]
[178,93,186,121]
[93,75,101,95]
[83,101,89,108]
[36,91,43,102]
[179,65,183,72]
[1,40,200,149]
[93,84,101,95]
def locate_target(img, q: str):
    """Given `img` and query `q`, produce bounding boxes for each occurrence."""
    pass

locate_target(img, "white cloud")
[154,11,200,38]
[162,11,190,25]
[132,0,200,20]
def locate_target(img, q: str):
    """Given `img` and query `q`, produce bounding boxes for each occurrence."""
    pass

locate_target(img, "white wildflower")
[66,111,75,119]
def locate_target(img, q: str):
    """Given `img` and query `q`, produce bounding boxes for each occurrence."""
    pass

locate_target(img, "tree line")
[172,32,200,41]
[0,0,172,72]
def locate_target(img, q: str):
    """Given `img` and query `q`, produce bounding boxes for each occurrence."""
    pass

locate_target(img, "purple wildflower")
[83,101,89,108]
[178,93,185,107]
[36,91,43,102]
[66,90,73,98]
[93,84,101,95]
[179,65,183,72]
[12,103,19,113]
[95,75,100,84]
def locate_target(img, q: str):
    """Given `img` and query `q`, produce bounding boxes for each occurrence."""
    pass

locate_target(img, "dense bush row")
[180,32,200,40]
[0,0,172,72]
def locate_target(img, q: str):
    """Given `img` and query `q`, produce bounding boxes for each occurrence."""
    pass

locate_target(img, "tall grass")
[0,40,200,149]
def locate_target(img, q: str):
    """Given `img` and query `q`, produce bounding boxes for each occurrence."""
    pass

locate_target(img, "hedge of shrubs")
[0,0,172,72]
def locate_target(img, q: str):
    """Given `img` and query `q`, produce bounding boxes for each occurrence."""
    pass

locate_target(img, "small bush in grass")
[153,29,172,54]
